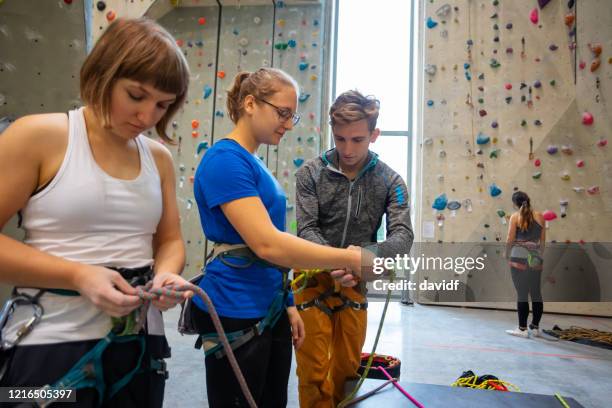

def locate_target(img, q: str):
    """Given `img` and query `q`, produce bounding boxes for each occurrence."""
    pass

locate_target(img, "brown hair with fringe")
[329,90,380,131]
[80,18,190,144]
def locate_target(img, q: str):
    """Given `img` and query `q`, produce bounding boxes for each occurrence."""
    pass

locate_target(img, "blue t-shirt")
[193,139,293,318]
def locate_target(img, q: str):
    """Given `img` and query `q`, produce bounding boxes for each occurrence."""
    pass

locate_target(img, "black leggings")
[0,335,169,407]
[510,259,543,328]
[191,303,292,408]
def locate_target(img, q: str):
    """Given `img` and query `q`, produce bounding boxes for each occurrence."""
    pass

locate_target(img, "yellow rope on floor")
[550,326,612,346]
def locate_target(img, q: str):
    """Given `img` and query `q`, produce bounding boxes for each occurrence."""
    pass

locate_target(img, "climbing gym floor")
[163,303,612,407]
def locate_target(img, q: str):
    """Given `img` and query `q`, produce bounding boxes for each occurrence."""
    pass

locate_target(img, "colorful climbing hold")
[576,159,585,168]
[426,17,438,29]
[582,112,594,125]
[489,149,500,159]
[106,10,116,22]
[591,59,601,72]
[505,83,512,90]
[489,184,502,197]
[549,79,556,86]
[597,139,608,147]
[565,13,575,27]
[299,93,310,102]
[191,131,199,138]
[447,201,461,211]
[561,145,573,155]
[547,145,558,155]
[293,157,304,167]
[534,158,541,167]
[589,43,602,57]
[217,71,226,79]
[587,186,600,195]
[489,59,501,68]
[476,133,490,145]
[198,17,206,25]
[549,44,558,51]
[532,171,542,179]
[197,141,209,155]
[533,80,542,88]
[288,39,297,48]
[560,171,571,181]
[479,109,487,117]
[432,194,448,211]
[298,62,309,71]
[191,119,199,129]
[427,100,434,107]
[529,8,539,24]
[203,85,212,99]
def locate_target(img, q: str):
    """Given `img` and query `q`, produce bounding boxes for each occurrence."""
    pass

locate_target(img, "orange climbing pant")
[294,273,367,408]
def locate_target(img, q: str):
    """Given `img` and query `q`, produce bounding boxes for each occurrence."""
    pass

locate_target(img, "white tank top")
[3,107,165,345]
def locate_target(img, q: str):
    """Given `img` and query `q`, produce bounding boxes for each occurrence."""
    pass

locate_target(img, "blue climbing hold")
[288,39,297,48]
[489,183,502,197]
[299,93,310,102]
[293,157,304,167]
[313,19,319,26]
[203,85,212,99]
[432,193,448,211]
[197,141,209,155]
[476,133,490,145]
[426,17,438,29]
[299,61,309,71]
[464,63,471,69]
[427,100,434,107]
[215,111,224,118]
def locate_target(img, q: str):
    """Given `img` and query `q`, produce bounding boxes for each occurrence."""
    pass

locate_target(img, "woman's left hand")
[150,272,194,312]
[287,306,305,350]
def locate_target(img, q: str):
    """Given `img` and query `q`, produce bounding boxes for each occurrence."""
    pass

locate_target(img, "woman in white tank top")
[0,18,191,406]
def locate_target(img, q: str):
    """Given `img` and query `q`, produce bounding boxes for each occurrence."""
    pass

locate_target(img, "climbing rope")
[451,371,520,392]
[337,270,395,408]
[547,326,612,346]
[130,282,258,408]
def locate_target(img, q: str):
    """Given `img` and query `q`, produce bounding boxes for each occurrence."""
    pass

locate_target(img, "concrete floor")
[162,302,612,408]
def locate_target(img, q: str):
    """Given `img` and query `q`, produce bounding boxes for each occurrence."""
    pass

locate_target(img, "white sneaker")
[529,327,541,337]
[506,328,529,338]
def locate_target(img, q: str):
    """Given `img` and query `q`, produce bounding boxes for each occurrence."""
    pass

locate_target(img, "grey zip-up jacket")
[295,148,414,258]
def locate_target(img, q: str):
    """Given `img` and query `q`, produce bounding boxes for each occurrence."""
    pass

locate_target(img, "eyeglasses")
[255,97,301,126]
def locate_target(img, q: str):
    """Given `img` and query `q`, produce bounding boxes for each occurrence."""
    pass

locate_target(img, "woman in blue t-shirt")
[192,68,362,407]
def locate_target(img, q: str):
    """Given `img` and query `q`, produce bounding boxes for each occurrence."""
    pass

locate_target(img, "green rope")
[337,269,395,408]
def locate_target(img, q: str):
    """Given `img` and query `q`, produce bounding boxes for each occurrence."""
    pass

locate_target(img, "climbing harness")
[0,266,172,407]
[451,370,520,392]
[178,243,291,359]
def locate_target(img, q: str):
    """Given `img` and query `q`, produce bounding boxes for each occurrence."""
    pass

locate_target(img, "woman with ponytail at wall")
[505,191,546,338]
[191,68,363,407]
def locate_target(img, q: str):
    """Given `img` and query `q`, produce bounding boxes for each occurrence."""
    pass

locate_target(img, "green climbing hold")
[490,59,501,68]
[532,171,542,179]
[549,79,556,86]
[496,209,506,218]
[478,98,484,104]
[489,149,500,159]
[521,119,527,127]
[274,42,289,50]
[290,220,297,233]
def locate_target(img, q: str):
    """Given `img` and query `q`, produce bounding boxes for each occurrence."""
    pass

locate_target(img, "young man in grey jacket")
[294,90,414,407]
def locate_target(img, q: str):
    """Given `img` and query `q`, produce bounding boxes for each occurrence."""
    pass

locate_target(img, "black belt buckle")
[155,359,169,380]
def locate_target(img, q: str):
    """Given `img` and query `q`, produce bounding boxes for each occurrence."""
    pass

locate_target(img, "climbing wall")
[0,0,87,302]
[417,0,612,315]
[270,1,328,235]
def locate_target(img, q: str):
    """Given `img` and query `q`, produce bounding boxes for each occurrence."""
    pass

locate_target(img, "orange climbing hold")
[564,13,575,27]
[589,43,602,57]
[591,59,601,72]
[192,131,199,138]
[217,71,226,79]
[191,119,200,129]
[106,10,116,22]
